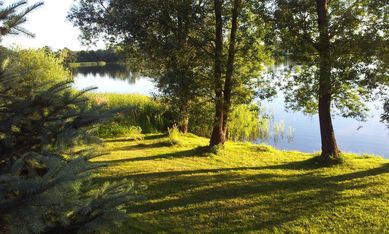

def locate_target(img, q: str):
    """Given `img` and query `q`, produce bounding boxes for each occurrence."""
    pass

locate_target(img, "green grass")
[94,134,389,233]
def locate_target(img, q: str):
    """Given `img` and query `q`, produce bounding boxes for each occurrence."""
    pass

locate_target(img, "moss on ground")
[93,134,389,233]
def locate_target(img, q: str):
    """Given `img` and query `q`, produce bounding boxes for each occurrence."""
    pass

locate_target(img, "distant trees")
[75,48,124,63]
[271,0,388,160]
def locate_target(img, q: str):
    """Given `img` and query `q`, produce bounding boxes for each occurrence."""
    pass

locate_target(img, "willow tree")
[272,0,388,159]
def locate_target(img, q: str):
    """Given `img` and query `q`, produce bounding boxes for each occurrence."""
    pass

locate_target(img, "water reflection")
[72,65,155,95]
[256,94,389,157]
[72,64,142,84]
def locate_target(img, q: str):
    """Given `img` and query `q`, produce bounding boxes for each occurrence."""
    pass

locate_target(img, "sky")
[2,0,102,51]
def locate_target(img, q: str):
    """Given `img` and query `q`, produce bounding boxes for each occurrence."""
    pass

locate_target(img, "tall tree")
[69,0,213,133]
[272,0,388,159]
[69,0,273,145]
[210,0,225,145]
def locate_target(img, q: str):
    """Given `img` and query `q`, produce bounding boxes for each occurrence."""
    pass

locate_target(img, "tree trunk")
[316,0,340,159]
[222,0,241,134]
[178,114,189,134]
[210,0,225,147]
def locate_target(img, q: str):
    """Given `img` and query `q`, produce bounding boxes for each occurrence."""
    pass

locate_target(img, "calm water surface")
[73,65,389,158]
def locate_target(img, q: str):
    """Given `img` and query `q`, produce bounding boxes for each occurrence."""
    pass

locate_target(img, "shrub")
[168,125,183,146]
[95,123,144,139]
[8,48,72,94]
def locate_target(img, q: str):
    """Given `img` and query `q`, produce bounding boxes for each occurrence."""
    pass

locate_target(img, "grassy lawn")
[93,134,389,233]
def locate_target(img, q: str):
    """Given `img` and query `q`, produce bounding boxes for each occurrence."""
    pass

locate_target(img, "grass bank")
[94,134,389,233]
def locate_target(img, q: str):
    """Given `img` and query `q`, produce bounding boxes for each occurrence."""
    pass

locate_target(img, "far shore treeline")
[40,47,125,67]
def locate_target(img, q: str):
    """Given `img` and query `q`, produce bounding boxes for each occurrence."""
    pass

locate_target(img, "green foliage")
[68,0,275,138]
[8,48,72,95]
[188,100,214,137]
[87,93,169,137]
[0,63,139,232]
[167,125,183,146]
[227,104,262,142]
[95,123,143,139]
[271,0,388,119]
[56,47,77,67]
[0,70,106,157]
[73,48,124,63]
[0,0,43,39]
[0,151,137,234]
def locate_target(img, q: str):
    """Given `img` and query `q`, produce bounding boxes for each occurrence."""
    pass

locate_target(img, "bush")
[95,123,144,139]
[168,125,183,146]
[8,49,72,94]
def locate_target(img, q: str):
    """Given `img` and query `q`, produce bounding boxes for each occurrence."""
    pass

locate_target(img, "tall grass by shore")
[88,93,169,137]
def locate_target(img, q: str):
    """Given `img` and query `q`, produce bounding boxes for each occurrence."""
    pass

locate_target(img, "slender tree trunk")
[210,0,225,147]
[222,0,241,134]
[316,0,340,159]
[178,114,189,134]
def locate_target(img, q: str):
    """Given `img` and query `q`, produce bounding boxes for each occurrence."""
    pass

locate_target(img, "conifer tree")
[0,2,141,232]
[0,0,43,38]
[0,63,140,233]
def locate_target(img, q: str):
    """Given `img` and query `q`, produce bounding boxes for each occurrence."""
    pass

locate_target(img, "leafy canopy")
[271,0,388,119]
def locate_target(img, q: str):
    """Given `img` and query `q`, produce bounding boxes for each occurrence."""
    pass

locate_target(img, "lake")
[73,65,389,158]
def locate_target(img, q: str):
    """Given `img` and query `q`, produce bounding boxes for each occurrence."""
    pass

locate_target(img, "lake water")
[73,65,389,158]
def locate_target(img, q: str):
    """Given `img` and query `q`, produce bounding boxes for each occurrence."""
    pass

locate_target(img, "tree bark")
[222,0,241,134]
[210,0,225,147]
[178,114,189,134]
[316,0,340,159]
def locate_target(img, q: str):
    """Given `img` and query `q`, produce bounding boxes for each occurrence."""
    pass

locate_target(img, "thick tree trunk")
[222,0,241,133]
[210,0,225,147]
[316,0,340,159]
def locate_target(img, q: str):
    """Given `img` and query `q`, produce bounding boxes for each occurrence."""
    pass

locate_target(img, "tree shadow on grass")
[112,141,172,151]
[99,156,337,179]
[103,146,210,163]
[104,134,166,143]
[121,163,389,232]
[94,150,389,233]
